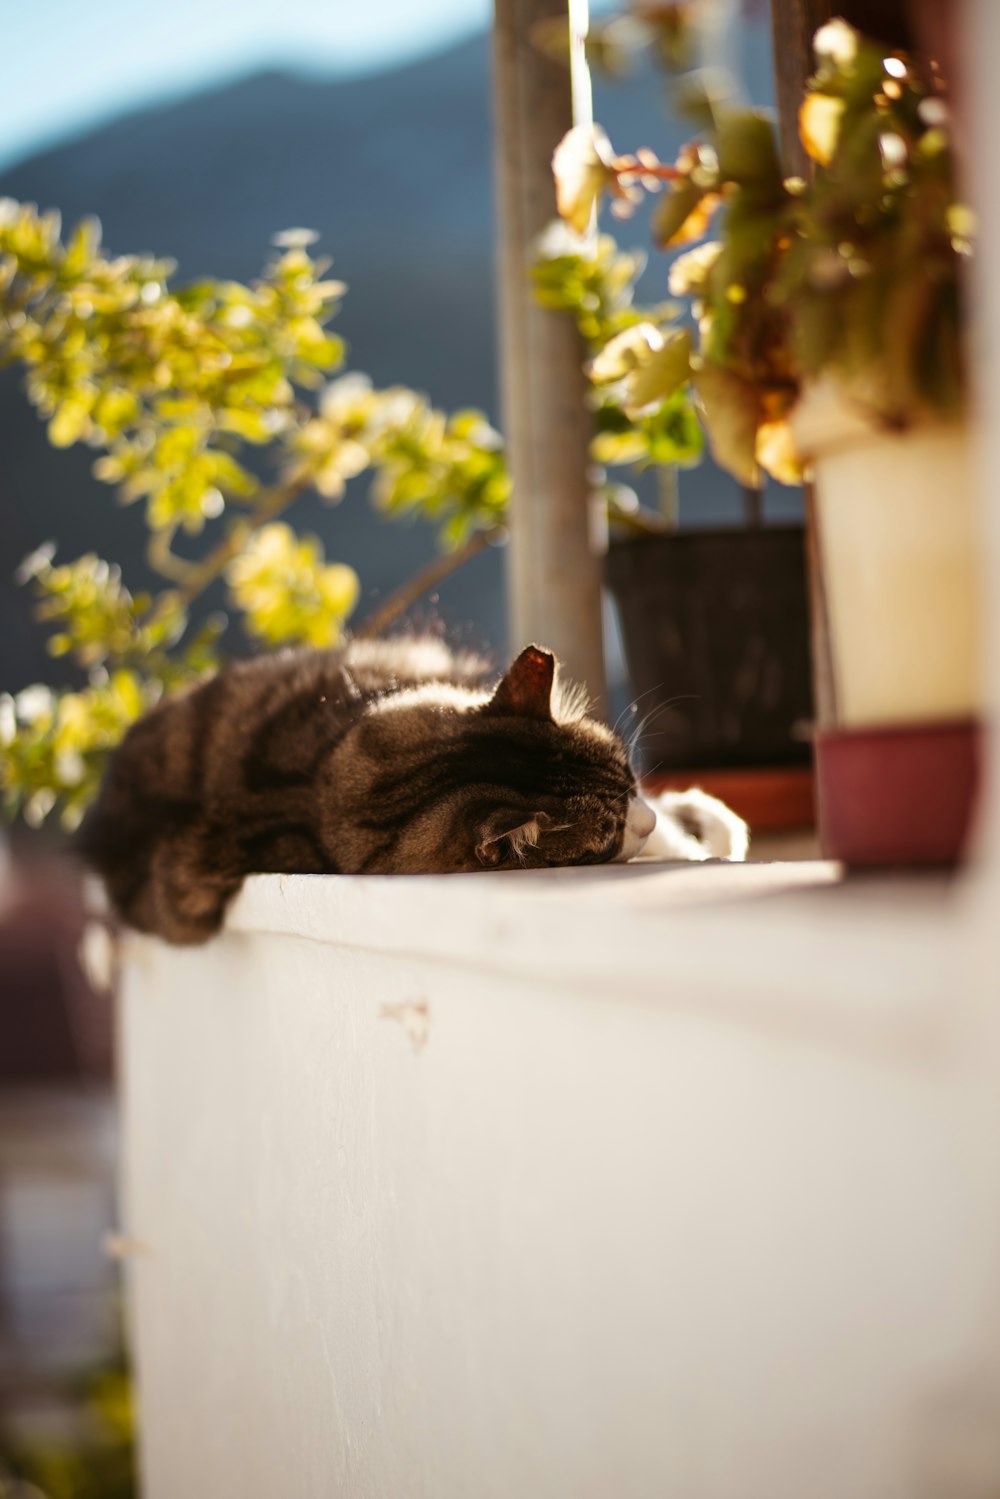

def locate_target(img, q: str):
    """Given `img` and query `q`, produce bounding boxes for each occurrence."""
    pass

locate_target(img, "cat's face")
[325,645,657,874]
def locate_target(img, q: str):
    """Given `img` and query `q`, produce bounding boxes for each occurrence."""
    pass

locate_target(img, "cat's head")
[326,644,657,874]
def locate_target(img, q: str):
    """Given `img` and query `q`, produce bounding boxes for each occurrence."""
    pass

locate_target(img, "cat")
[78,637,747,945]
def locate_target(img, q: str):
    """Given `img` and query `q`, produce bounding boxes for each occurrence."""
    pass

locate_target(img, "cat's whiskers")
[627,701,675,757]
[627,694,701,763]
[611,683,666,741]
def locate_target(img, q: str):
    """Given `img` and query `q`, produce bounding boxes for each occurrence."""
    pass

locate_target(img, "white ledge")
[213,861,973,1062]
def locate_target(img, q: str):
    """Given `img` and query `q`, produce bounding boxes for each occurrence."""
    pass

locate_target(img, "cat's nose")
[629,797,657,839]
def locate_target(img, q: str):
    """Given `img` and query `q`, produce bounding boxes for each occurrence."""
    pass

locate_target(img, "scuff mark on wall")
[103,1231,152,1261]
[380,999,431,1054]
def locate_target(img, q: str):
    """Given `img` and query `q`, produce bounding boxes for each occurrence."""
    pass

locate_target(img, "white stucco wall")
[120,863,1000,1499]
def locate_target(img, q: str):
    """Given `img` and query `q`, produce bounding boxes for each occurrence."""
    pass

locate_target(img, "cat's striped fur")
[78,637,657,944]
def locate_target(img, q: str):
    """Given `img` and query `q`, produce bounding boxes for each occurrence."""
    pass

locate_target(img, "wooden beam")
[493,0,606,711]
[770,0,829,175]
[769,0,839,727]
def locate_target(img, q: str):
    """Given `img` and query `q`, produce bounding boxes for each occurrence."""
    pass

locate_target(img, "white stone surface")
[120,862,1000,1499]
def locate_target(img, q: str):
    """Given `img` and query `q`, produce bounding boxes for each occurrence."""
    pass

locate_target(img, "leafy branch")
[0,205,511,827]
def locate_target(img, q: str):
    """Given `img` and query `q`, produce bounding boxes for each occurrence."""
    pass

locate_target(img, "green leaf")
[217,407,278,442]
[640,391,704,466]
[622,328,692,414]
[48,395,94,447]
[715,109,784,196]
[652,182,719,248]
[692,363,761,486]
[62,215,103,276]
[209,451,259,498]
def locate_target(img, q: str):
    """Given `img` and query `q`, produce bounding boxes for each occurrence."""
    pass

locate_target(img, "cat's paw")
[638,787,749,863]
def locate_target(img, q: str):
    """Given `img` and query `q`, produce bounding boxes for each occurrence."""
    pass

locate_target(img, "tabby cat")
[78,637,665,944]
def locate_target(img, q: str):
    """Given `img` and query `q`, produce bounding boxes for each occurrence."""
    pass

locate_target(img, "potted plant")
[532,229,814,830]
[551,17,980,862]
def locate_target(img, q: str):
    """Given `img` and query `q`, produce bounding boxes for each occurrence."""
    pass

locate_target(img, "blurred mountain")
[0,22,789,692]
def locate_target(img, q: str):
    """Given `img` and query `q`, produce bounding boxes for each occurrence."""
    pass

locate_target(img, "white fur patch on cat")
[614,797,659,862]
[507,818,541,862]
[635,788,749,863]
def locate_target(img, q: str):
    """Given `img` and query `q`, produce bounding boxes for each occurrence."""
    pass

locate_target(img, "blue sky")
[0,0,491,170]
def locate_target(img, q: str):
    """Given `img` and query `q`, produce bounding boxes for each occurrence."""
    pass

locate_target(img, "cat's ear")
[487,644,555,721]
[475,809,542,867]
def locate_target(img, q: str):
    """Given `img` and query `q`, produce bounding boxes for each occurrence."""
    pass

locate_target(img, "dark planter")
[605,526,813,776]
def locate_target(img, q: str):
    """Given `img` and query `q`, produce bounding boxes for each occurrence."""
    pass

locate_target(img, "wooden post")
[493,0,607,711]
[769,0,839,727]
[770,0,828,174]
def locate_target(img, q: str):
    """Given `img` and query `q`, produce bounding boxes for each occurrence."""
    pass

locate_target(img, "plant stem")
[146,476,313,607]
[656,466,679,529]
[147,529,197,583]
[356,527,504,639]
[742,484,764,528]
[612,159,681,183]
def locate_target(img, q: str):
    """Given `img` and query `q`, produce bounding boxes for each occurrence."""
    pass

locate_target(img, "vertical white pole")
[493,0,607,711]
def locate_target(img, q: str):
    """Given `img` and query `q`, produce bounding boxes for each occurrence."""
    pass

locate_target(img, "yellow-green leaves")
[532,225,701,477]
[591,389,703,468]
[0,204,349,536]
[531,227,651,346]
[105,426,261,532]
[653,181,720,247]
[651,142,721,248]
[284,373,377,499]
[1,670,155,829]
[226,523,359,648]
[667,241,723,298]
[623,329,692,413]
[16,538,224,702]
[588,324,692,417]
[799,93,846,167]
[754,418,803,486]
[813,17,859,70]
[588,322,666,385]
[552,124,621,234]
[715,111,784,197]
[2,203,523,827]
[21,546,179,669]
[691,363,762,488]
[371,401,511,549]
[281,373,510,546]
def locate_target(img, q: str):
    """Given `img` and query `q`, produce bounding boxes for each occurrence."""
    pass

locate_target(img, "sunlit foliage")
[551,20,969,486]
[532,224,703,486]
[0,205,508,826]
[226,523,360,648]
